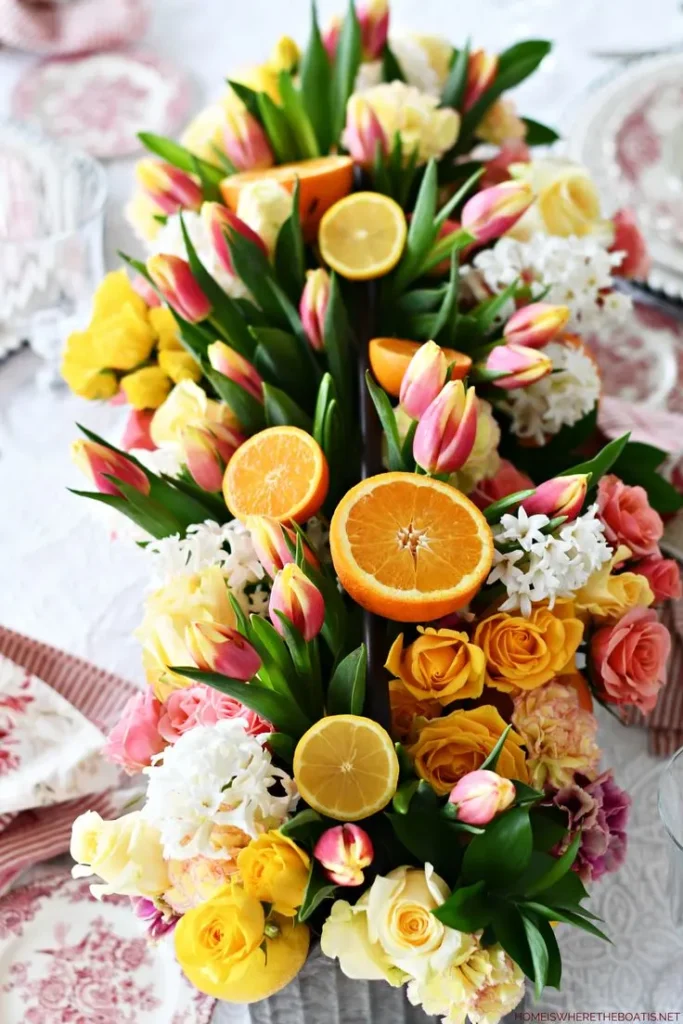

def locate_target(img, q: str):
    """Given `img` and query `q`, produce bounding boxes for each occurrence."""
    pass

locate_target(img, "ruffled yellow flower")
[449,398,501,494]
[475,97,526,145]
[575,544,654,622]
[91,269,148,322]
[92,304,156,371]
[149,306,183,350]
[70,810,169,899]
[508,158,611,242]
[386,626,485,706]
[237,831,310,917]
[349,81,460,165]
[158,349,203,385]
[414,942,525,1024]
[120,365,172,410]
[150,379,240,446]
[61,332,119,400]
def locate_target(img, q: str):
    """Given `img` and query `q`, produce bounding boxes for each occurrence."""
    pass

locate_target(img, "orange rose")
[385,627,485,706]
[389,679,441,743]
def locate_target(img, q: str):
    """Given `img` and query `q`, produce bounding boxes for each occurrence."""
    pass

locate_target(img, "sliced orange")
[220,155,354,240]
[330,472,494,623]
[318,192,407,281]
[223,425,328,523]
[293,714,399,821]
[368,338,473,398]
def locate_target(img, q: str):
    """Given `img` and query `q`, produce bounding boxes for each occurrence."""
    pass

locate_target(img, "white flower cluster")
[143,719,297,859]
[467,234,632,336]
[488,504,612,617]
[151,211,249,300]
[500,340,601,445]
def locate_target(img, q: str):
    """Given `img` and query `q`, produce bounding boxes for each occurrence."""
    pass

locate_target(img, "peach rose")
[470,459,534,511]
[597,475,663,558]
[103,690,165,774]
[158,683,271,743]
[633,556,682,604]
[591,607,671,713]
[385,627,485,706]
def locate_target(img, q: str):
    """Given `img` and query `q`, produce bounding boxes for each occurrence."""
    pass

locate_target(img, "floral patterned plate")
[0,871,213,1024]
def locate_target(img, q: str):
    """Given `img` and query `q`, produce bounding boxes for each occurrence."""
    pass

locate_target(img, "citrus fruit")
[220,155,354,239]
[293,714,399,821]
[318,192,407,281]
[368,338,473,397]
[330,472,494,622]
[223,425,329,523]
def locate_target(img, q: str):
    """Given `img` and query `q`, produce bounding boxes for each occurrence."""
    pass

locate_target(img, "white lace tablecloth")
[1,0,682,1016]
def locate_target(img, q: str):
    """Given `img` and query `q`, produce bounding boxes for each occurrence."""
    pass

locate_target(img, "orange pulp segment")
[368,338,473,397]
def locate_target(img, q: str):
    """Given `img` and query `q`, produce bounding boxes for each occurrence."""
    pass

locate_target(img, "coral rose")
[597,475,663,558]
[470,459,534,511]
[633,555,682,603]
[237,831,310,917]
[474,601,583,693]
[407,705,528,795]
[103,690,165,774]
[512,680,600,789]
[385,626,485,706]
[591,607,671,713]
[388,679,441,743]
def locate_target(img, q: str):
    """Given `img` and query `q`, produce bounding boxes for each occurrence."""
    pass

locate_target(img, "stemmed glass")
[653,746,683,1006]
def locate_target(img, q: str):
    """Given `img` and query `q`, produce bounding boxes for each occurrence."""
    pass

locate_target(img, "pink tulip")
[207,340,264,402]
[522,473,589,522]
[633,555,682,603]
[186,622,262,681]
[202,202,268,276]
[313,824,374,886]
[481,140,532,189]
[121,409,156,452]
[503,302,570,349]
[247,515,319,577]
[181,424,244,492]
[413,380,478,474]
[357,0,389,60]
[136,159,203,215]
[269,563,325,642]
[299,268,331,351]
[448,769,515,825]
[103,690,165,774]
[322,16,342,60]
[71,439,150,499]
[463,50,498,112]
[461,181,534,245]
[399,340,448,420]
[147,254,212,323]
[485,343,552,389]
[610,208,651,280]
[224,107,274,172]
[344,95,388,167]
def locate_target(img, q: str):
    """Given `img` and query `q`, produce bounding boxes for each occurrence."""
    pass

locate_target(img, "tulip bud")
[463,50,498,112]
[135,159,203,215]
[503,303,570,349]
[147,254,212,323]
[181,423,245,492]
[247,515,319,577]
[186,621,262,680]
[270,35,300,73]
[461,181,534,245]
[207,340,264,402]
[202,202,268,276]
[322,16,342,60]
[485,343,552,389]
[71,439,151,499]
[357,0,389,60]
[313,824,374,886]
[224,105,274,172]
[344,95,388,168]
[448,769,515,826]
[299,268,331,351]
[522,473,589,522]
[399,340,448,420]
[413,380,478,474]
[269,563,325,642]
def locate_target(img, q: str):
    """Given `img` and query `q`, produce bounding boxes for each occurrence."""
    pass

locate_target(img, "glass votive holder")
[659,745,683,927]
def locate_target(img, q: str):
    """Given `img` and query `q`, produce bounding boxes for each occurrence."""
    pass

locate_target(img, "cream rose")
[150,379,239,447]
[235,178,293,255]
[507,158,611,243]
[71,810,169,899]
[348,81,459,165]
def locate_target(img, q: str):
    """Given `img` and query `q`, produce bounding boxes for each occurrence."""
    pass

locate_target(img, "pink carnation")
[470,459,535,511]
[591,607,671,713]
[597,474,663,558]
[551,770,631,883]
[158,683,271,743]
[633,555,682,603]
[103,690,165,774]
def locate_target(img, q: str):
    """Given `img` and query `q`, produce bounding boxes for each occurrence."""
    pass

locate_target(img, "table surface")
[2,0,683,1016]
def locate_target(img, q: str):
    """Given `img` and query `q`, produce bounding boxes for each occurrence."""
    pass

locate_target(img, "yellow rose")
[575,544,653,622]
[174,880,310,1001]
[158,349,203,384]
[92,304,156,371]
[149,306,183,350]
[137,564,236,700]
[70,810,169,899]
[473,600,584,693]
[389,679,441,743]
[348,81,459,165]
[236,178,294,256]
[237,830,310,917]
[475,97,526,145]
[151,379,239,446]
[91,269,148,323]
[449,398,501,494]
[508,159,611,242]
[386,627,485,706]
[165,850,245,914]
[120,366,172,410]
[408,705,529,795]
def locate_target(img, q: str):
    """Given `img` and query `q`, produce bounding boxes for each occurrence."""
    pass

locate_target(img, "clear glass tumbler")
[659,745,683,926]
[0,119,107,378]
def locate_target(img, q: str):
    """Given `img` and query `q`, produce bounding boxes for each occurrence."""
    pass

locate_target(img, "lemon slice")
[318,192,407,281]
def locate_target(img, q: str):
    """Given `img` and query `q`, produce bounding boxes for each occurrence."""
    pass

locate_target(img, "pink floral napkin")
[0,0,148,56]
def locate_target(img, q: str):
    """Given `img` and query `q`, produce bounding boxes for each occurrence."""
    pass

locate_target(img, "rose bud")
[181,424,244,492]
[485,343,552,389]
[413,380,478,474]
[503,302,570,349]
[344,95,388,168]
[313,824,374,886]
[207,340,264,402]
[357,0,389,61]
[463,50,498,112]
[71,439,150,499]
[186,621,262,681]
[522,473,589,522]
[399,340,448,420]
[224,105,274,172]
[269,563,325,642]
[247,515,319,577]
[448,769,516,826]
[147,254,212,323]
[135,159,203,215]
[299,268,331,351]
[201,202,268,276]
[610,208,651,280]
[634,555,682,603]
[461,181,534,245]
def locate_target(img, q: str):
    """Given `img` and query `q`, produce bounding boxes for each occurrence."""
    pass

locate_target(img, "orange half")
[368,338,473,397]
[330,472,494,623]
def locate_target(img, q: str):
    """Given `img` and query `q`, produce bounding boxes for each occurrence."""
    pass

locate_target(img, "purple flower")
[131,896,178,940]
[551,770,631,883]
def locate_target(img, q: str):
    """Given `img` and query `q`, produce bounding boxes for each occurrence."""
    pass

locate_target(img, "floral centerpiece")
[64,2,681,1021]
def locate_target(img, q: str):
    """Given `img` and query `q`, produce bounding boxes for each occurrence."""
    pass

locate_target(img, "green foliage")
[263,383,313,431]
[523,117,560,145]
[299,2,334,153]
[381,42,406,82]
[612,441,683,513]
[365,370,405,471]
[441,41,470,109]
[204,365,266,434]
[277,71,321,159]
[331,0,362,143]
[298,863,338,922]
[137,132,224,198]
[274,178,306,303]
[327,644,367,715]
[483,489,536,523]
